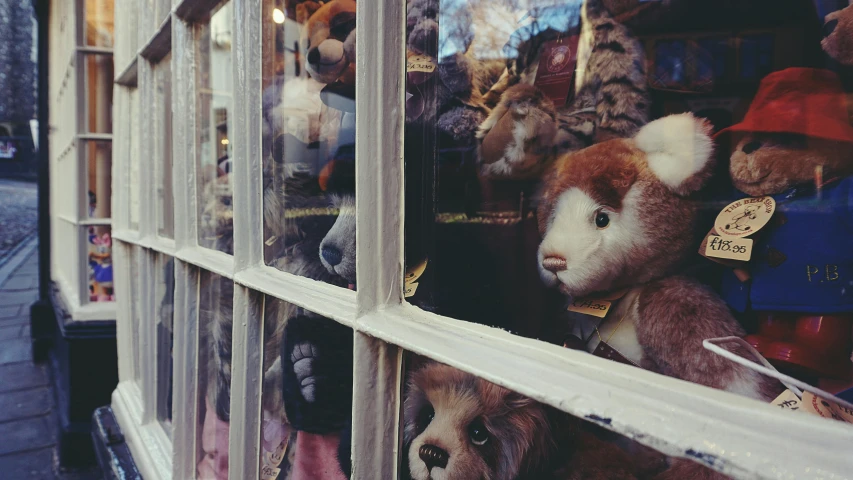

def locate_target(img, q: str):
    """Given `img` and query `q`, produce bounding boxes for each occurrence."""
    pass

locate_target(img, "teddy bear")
[823,3,853,68]
[710,67,853,380]
[405,0,505,145]
[475,0,650,180]
[88,231,113,301]
[403,360,671,480]
[301,0,356,86]
[536,113,782,405]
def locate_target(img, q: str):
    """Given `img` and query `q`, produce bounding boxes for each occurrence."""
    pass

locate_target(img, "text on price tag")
[704,235,753,261]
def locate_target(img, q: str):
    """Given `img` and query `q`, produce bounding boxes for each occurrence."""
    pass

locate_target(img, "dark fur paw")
[281,315,353,434]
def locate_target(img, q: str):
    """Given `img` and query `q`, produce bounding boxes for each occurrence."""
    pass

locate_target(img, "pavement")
[0,179,102,479]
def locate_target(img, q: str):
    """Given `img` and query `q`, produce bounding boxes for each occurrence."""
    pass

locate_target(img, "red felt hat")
[715,67,853,143]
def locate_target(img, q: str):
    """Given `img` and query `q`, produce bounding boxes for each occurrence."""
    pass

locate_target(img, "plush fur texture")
[302,0,357,85]
[823,4,853,67]
[536,114,780,403]
[476,0,649,179]
[404,362,672,480]
[729,133,853,196]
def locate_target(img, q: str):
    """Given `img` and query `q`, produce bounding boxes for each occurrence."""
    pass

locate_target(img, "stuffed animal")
[405,0,505,144]
[823,4,853,67]
[712,67,853,379]
[88,231,113,301]
[476,0,650,179]
[403,361,668,480]
[536,113,781,402]
[301,0,356,86]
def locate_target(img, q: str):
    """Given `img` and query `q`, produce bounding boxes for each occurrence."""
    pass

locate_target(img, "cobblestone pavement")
[0,179,38,263]
[0,250,102,478]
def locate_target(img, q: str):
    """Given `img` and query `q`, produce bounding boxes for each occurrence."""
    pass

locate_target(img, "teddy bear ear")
[634,113,715,195]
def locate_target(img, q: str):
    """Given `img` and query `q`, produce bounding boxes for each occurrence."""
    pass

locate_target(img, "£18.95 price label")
[704,235,753,261]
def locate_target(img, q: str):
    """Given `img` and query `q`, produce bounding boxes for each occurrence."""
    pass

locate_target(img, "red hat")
[715,67,853,143]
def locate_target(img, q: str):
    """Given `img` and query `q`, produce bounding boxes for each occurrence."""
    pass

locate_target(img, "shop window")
[85,0,114,47]
[84,54,114,134]
[102,0,853,479]
[86,225,114,302]
[155,54,174,238]
[261,0,356,288]
[197,1,234,254]
[155,253,175,433]
[196,272,232,480]
[85,140,112,219]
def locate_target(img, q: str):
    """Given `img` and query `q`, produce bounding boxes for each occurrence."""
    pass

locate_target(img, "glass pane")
[155,254,175,433]
[84,54,113,134]
[259,0,355,288]
[130,246,141,382]
[85,140,112,219]
[86,225,114,302]
[197,272,233,480]
[129,88,141,229]
[197,1,234,254]
[258,297,353,479]
[156,54,175,238]
[85,0,114,47]
[399,355,710,479]
[404,1,853,400]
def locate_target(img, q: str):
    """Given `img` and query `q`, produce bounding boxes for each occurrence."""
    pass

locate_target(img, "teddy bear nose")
[824,18,838,38]
[419,444,449,471]
[307,47,321,65]
[542,255,567,273]
[321,245,343,266]
[742,141,762,154]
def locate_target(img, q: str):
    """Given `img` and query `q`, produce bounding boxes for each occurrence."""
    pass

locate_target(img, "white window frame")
[106,0,853,479]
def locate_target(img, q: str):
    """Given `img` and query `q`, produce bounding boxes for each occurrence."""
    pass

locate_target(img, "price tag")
[407,55,436,73]
[704,235,753,261]
[264,236,278,246]
[567,298,612,318]
[404,282,419,298]
[771,389,802,411]
[261,465,281,480]
[714,196,776,238]
[405,258,428,284]
[801,391,853,424]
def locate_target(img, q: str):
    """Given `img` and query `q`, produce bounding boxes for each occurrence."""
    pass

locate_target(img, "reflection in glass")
[129,89,141,229]
[197,272,233,480]
[198,1,234,253]
[129,247,141,381]
[85,0,114,47]
[259,296,353,479]
[155,254,175,433]
[85,140,112,219]
[260,0,354,289]
[86,225,113,302]
[85,54,113,134]
[156,54,174,238]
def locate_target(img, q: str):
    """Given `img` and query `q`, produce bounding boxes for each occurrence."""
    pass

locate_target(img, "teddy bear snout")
[824,18,839,38]
[419,443,449,471]
[742,140,762,154]
[542,255,568,273]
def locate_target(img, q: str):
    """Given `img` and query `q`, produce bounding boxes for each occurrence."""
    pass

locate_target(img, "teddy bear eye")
[468,419,489,446]
[595,212,610,229]
[416,404,435,433]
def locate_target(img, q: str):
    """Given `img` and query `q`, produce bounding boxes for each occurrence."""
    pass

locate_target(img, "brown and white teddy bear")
[536,113,780,401]
[403,361,669,480]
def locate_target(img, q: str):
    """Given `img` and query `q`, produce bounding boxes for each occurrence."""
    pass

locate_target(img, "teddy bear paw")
[290,342,320,403]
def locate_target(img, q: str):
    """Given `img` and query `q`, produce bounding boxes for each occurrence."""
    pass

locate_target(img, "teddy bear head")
[721,68,853,197]
[301,0,356,84]
[403,362,561,480]
[823,4,853,67]
[536,113,715,297]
